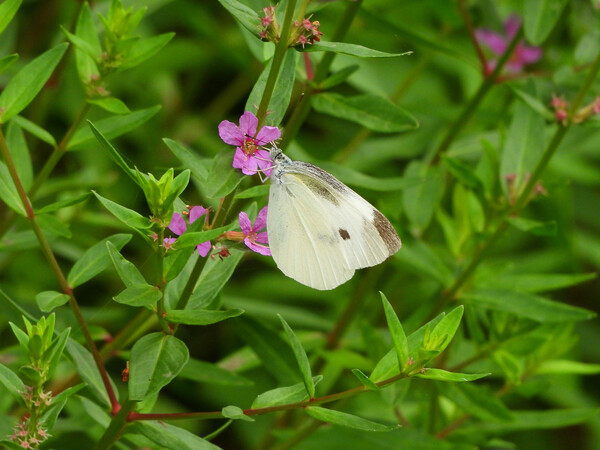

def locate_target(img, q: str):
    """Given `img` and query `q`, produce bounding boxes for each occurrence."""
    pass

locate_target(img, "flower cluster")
[550,94,600,125]
[162,206,211,256]
[218,111,280,176]
[8,387,52,448]
[475,14,542,75]
[221,206,271,256]
[258,6,323,48]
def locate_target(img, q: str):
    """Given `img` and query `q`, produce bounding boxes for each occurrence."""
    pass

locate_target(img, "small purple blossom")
[475,14,542,74]
[239,206,270,256]
[165,206,211,257]
[218,111,280,177]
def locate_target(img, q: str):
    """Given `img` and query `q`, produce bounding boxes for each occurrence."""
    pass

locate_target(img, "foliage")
[0,0,599,449]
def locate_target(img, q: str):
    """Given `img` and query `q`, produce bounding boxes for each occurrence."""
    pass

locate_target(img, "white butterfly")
[267,147,402,290]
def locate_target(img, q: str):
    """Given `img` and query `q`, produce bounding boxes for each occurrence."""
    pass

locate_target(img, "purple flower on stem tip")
[164,206,211,257]
[218,111,280,177]
[239,206,270,255]
[475,14,542,74]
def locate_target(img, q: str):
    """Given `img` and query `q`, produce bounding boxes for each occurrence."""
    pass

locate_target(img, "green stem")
[0,125,119,413]
[255,0,298,130]
[93,399,136,450]
[430,28,523,164]
[281,0,363,147]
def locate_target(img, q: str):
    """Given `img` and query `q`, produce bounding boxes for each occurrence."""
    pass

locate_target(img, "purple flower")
[165,206,211,257]
[475,14,542,73]
[218,111,280,177]
[239,206,270,256]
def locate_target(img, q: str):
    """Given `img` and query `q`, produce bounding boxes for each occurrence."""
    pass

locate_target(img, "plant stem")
[430,28,523,164]
[0,125,119,413]
[93,399,136,450]
[281,0,364,148]
[255,0,298,131]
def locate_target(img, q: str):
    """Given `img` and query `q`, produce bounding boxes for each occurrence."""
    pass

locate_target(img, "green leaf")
[477,272,597,294]
[0,43,68,124]
[0,362,25,403]
[317,161,410,191]
[501,97,545,193]
[114,284,162,307]
[402,161,444,230]
[106,241,147,287]
[319,65,360,90]
[0,0,22,35]
[165,308,243,325]
[163,138,210,181]
[279,315,315,398]
[352,369,379,390]
[380,292,409,372]
[37,213,71,238]
[134,421,221,450]
[68,106,162,151]
[74,1,100,83]
[306,406,399,432]
[93,191,152,232]
[251,376,323,409]
[414,369,489,382]
[87,97,131,114]
[172,226,229,249]
[41,383,84,430]
[66,339,113,407]
[60,25,101,60]
[440,382,513,422]
[129,332,189,401]
[575,30,600,66]
[311,93,418,133]
[442,156,484,191]
[87,121,137,185]
[234,184,270,199]
[36,192,91,214]
[5,120,32,190]
[163,169,191,208]
[536,359,600,375]
[218,0,261,36]
[460,289,596,322]
[12,115,56,147]
[0,53,18,75]
[246,50,297,127]
[222,405,254,422]
[508,84,554,120]
[120,32,175,71]
[523,0,568,45]
[204,149,244,198]
[178,358,252,386]
[235,316,300,385]
[0,161,26,215]
[45,327,70,379]
[428,306,463,353]
[67,233,132,288]
[507,217,557,236]
[35,290,70,313]
[187,249,245,309]
[304,41,412,58]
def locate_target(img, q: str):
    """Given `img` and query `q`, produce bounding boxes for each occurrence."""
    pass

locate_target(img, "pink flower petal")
[218,120,244,146]
[238,111,258,137]
[189,206,208,224]
[241,155,259,175]
[168,212,187,235]
[196,241,211,257]
[517,44,542,64]
[255,125,281,145]
[232,147,247,170]
[255,149,273,177]
[475,29,507,55]
[253,206,268,231]
[163,237,177,250]
[255,231,269,244]
[239,211,252,234]
[244,237,271,256]
[504,14,521,39]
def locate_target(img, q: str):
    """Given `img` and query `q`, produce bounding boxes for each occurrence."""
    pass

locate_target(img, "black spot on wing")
[339,228,350,240]
[372,210,402,255]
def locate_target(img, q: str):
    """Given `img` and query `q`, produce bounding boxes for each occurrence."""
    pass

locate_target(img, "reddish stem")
[457,0,488,75]
[303,52,314,81]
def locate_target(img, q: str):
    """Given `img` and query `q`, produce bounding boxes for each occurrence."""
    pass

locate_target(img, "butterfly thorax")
[269,147,292,184]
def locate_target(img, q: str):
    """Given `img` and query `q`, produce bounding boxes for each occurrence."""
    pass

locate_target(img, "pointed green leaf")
[163,138,210,181]
[352,369,379,390]
[204,149,244,198]
[36,192,91,214]
[178,358,252,386]
[477,272,597,293]
[106,241,147,287]
[509,84,554,120]
[0,43,68,123]
[0,362,25,403]
[87,97,131,114]
[442,156,484,191]
[306,406,399,432]
[279,315,315,398]
[119,32,175,71]
[93,191,152,231]
[134,421,221,450]
[311,93,418,133]
[87,121,137,183]
[222,405,254,422]
[460,289,596,322]
[68,106,162,151]
[74,1,100,82]
[41,383,84,430]
[0,0,22,35]
[414,369,489,382]
[440,382,513,422]
[114,284,162,307]
[428,306,463,353]
[174,226,230,249]
[66,339,113,407]
[380,292,409,372]
[67,233,132,288]
[524,0,568,45]
[507,217,557,236]
[0,53,18,75]
[251,376,323,409]
[320,65,360,89]
[536,360,600,375]
[402,161,444,230]
[304,42,412,58]
[129,332,189,401]
[60,25,101,60]
[166,308,243,325]
[5,121,32,190]
[35,290,70,313]
[234,184,270,200]
[0,160,26,215]
[217,0,261,36]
